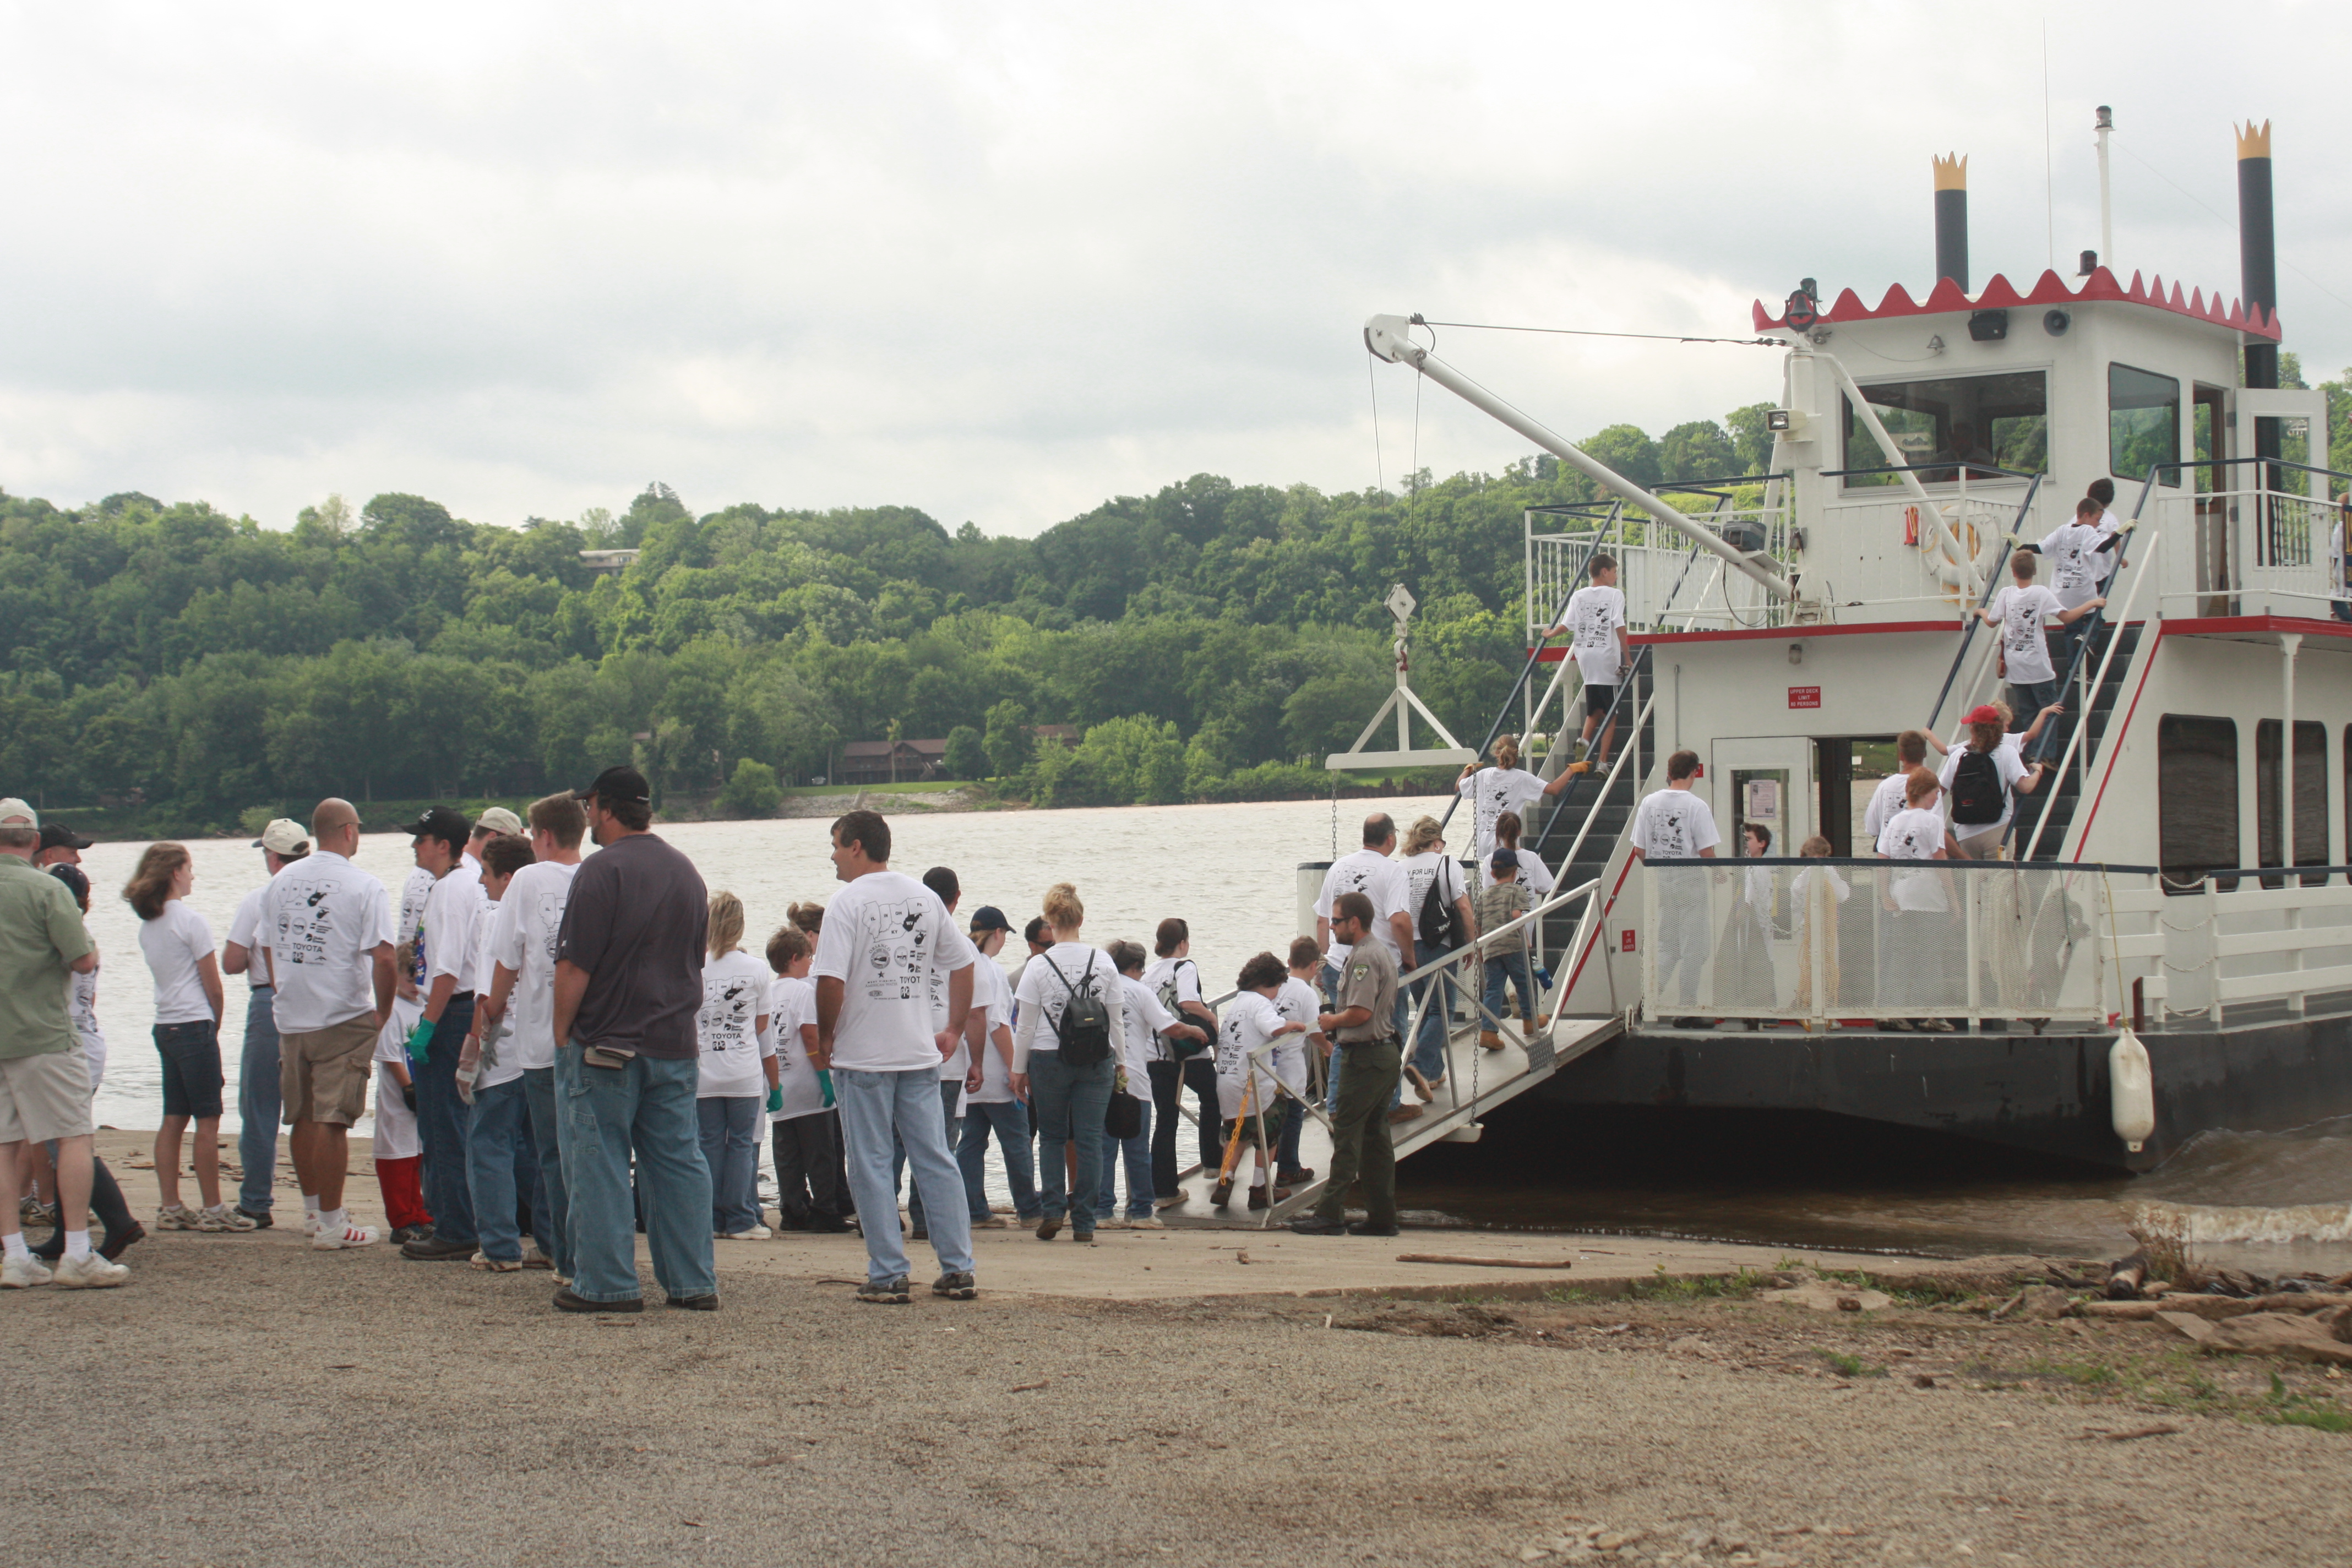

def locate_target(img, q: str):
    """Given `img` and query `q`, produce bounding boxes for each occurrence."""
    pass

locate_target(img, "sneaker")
[1277,1168,1315,1185]
[313,1223,380,1251]
[932,1271,978,1300]
[1033,1216,1063,1241]
[554,1286,640,1314]
[855,1276,912,1305]
[53,1252,130,1289]
[720,1225,773,1241]
[1153,1193,1189,1211]
[1095,1217,1130,1230]
[552,1272,573,1286]
[1387,1106,1424,1124]
[470,1253,523,1272]
[1348,1221,1401,1237]
[1,1254,52,1289]
[1918,1019,1957,1033]
[401,1235,477,1261]
[1124,1216,1166,1229]
[233,1206,274,1230]
[972,1215,1011,1229]
[303,1210,324,1237]
[155,1204,200,1231]
[19,1197,56,1228]
[1071,1228,1095,1244]
[1288,1217,1349,1236]
[198,1205,259,1233]
[665,1293,720,1311]
[520,1252,554,1270]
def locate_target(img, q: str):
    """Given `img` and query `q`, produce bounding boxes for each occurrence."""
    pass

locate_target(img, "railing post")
[2287,898,2305,1016]
[2207,876,2225,1027]
[1963,867,1981,1028]
[1806,869,1828,1030]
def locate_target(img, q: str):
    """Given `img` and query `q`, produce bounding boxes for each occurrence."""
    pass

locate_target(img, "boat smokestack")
[2237,120,2277,390]
[1933,153,1968,292]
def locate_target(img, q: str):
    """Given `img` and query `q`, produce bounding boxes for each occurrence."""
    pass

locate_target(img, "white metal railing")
[2139,464,2346,619]
[2109,872,2352,1026]
[1527,489,1794,641]
[1807,487,2043,618]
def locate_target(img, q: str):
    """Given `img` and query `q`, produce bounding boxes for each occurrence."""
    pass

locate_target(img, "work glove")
[817,1069,835,1109]
[405,1018,435,1065]
[400,1084,418,1113]
[765,1085,785,1115]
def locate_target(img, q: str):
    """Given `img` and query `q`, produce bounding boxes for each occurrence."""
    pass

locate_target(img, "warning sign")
[1788,686,1821,709]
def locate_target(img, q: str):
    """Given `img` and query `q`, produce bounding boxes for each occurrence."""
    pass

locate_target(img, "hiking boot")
[1209,1179,1234,1208]
[855,1276,912,1305]
[1387,1105,1424,1124]
[1288,1217,1349,1236]
[932,1272,977,1300]
[1246,1187,1270,1210]
[1348,1221,1401,1238]
[665,1293,719,1311]
[400,1234,476,1261]
[1478,1032,1503,1052]
[1034,1216,1063,1241]
[1277,1167,1315,1185]
[554,1287,640,1313]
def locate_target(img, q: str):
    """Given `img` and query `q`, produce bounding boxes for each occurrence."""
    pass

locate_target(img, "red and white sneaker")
[312,1223,380,1251]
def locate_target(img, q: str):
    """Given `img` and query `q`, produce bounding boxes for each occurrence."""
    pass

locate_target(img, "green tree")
[1725,402,1779,474]
[1580,425,1662,489]
[943,725,986,780]
[716,758,782,818]
[983,699,1033,776]
[1659,420,1736,482]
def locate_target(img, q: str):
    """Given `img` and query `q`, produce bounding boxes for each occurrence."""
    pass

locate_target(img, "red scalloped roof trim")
[1751,267,2280,341]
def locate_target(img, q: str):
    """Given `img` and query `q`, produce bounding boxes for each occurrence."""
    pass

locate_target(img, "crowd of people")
[0,777,1500,1303]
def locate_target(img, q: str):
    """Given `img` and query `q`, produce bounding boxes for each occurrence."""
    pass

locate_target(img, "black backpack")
[1417,859,1466,954]
[1949,749,2005,826]
[1041,950,1114,1066]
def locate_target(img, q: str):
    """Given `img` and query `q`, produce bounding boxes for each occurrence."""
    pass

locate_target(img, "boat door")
[1711,734,1815,868]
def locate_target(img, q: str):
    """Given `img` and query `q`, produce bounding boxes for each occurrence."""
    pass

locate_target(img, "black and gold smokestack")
[1933,154,1968,291]
[2236,120,2277,391]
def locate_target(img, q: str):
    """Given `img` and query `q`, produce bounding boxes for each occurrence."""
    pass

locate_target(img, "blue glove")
[817,1069,835,1109]
[405,1018,435,1064]
[765,1085,784,1115]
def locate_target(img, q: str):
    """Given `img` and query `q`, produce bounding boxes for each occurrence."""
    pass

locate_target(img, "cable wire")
[2114,144,2352,315]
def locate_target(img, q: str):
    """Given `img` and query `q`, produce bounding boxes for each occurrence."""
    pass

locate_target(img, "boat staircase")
[2001,620,2145,861]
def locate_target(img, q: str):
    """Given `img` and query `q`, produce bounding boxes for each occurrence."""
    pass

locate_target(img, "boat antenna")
[2041,23,2055,269]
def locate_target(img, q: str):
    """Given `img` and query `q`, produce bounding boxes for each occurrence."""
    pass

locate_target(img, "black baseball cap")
[968,905,1012,933]
[39,824,94,852]
[401,805,473,851]
[574,764,651,805]
[1490,847,1521,871]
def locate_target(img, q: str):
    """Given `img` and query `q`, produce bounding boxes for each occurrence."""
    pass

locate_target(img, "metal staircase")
[2007,620,2145,861]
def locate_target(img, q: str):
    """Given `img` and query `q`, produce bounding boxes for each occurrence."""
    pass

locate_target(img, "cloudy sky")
[2,3,2345,537]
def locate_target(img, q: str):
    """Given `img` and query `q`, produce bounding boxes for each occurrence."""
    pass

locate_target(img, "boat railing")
[2133,455,2352,620]
[1527,481,1795,638]
[2108,869,2352,1027]
[1807,467,2043,623]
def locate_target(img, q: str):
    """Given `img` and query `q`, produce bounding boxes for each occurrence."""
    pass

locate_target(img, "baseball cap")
[40,823,95,852]
[968,905,1013,934]
[251,818,309,856]
[1964,704,2003,726]
[1490,847,1521,872]
[0,798,37,827]
[401,805,473,851]
[574,764,651,804]
[473,806,524,837]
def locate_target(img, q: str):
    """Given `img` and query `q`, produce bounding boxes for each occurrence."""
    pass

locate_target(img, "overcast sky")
[2,2,2345,538]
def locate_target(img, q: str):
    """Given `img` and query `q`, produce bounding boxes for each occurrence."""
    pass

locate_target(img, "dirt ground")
[9,1217,2351,1568]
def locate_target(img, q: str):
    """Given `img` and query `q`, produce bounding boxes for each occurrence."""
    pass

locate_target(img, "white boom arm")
[1363,314,1794,600]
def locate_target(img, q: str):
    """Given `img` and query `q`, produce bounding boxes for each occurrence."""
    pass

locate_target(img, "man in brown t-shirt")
[1289,892,1402,1238]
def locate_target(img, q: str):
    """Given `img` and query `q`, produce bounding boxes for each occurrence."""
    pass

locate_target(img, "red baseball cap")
[1964,704,2002,725]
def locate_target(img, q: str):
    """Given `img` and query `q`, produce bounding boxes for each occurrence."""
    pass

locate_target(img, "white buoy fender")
[2109,1028,2155,1153]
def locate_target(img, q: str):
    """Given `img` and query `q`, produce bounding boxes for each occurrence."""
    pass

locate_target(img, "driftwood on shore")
[1395,1253,1576,1270]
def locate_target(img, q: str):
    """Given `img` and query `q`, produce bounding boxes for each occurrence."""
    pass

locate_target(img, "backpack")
[1949,748,2005,826]
[1040,950,1114,1066]
[1417,859,1466,955]
[1155,959,1209,1059]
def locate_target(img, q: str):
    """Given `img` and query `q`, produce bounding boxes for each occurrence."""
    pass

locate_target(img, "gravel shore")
[12,1223,2351,1568]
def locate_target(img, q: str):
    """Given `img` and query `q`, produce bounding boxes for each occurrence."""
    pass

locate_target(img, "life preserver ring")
[1914,502,2002,592]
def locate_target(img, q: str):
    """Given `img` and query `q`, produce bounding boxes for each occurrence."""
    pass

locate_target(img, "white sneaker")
[1125,1216,1166,1229]
[720,1225,772,1241]
[303,1210,323,1237]
[470,1251,522,1272]
[1,1254,53,1288]
[312,1223,380,1251]
[198,1205,258,1233]
[53,1252,129,1289]
[155,1204,200,1231]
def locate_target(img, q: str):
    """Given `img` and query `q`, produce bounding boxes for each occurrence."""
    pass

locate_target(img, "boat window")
[2158,714,2239,892]
[1842,372,2047,488]
[2256,720,2328,888]
[2110,363,2182,488]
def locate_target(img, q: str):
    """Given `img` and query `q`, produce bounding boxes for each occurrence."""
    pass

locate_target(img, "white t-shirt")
[1988,582,2064,685]
[1011,941,1128,1070]
[2333,520,2346,599]
[927,923,972,1084]
[810,870,978,1074]
[1557,583,1628,687]
[398,867,433,949]
[2038,521,2103,610]
[1876,807,1951,912]
[1397,852,1467,948]
[1214,990,1288,1119]
[139,900,215,1026]
[1316,848,1409,967]
[1142,956,1208,1063]
[766,975,827,1121]
[1457,767,1549,865]
[1272,975,1321,1095]
[1939,743,2029,841]
[472,900,522,1089]
[264,850,396,1034]
[371,995,424,1161]
[1118,974,1175,1087]
[695,949,774,1099]
[965,960,1019,1104]
[421,862,486,993]
[227,885,275,990]
[1630,788,1721,861]
[69,959,105,1090]
[2095,506,2127,586]
[1506,845,1556,896]
[487,859,576,1071]
[1861,772,1909,844]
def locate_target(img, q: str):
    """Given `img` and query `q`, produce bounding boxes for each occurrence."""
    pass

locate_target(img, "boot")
[1478,1031,1504,1052]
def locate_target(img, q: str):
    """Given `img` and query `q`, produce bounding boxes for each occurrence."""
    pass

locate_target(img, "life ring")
[1915,501,2002,593]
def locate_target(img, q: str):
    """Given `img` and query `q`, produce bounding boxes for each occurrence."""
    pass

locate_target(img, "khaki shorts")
[0,1046,95,1145]
[281,1015,379,1128]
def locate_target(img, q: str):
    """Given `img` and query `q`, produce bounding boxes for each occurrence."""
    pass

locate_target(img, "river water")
[68,795,2352,1273]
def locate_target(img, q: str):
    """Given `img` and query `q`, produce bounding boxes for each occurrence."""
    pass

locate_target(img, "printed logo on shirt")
[271,874,348,967]
[852,897,934,1003]
[699,978,759,1052]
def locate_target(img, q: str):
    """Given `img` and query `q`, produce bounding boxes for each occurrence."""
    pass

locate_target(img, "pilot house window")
[1842,372,2048,487]
[2109,363,2182,488]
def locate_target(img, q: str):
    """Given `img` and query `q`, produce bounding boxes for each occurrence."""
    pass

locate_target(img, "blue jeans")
[958,1098,1040,1221]
[553,1044,714,1305]
[236,986,280,1212]
[836,1065,974,1286]
[1027,1050,1113,1225]
[465,1076,548,1264]
[698,1096,763,1234]
[2007,677,2063,761]
[415,995,477,1246]
[521,1066,572,1277]
[1483,951,1538,1025]
[1411,972,1455,1086]
[1093,1096,1154,1221]
[894,1080,963,1229]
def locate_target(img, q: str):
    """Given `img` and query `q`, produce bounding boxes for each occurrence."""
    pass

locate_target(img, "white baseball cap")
[0,798,37,827]
[252,818,311,856]
[474,806,525,837]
